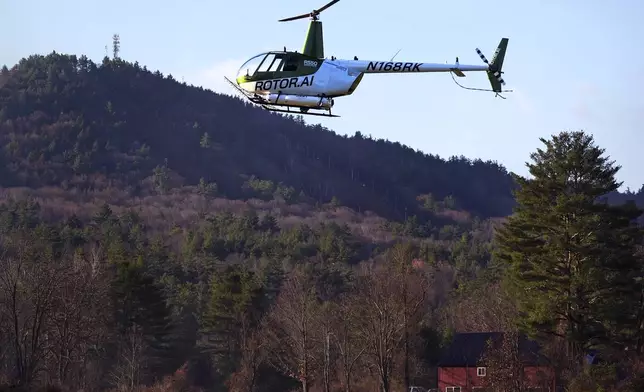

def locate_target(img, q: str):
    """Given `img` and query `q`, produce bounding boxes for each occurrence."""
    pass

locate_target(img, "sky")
[2,0,643,191]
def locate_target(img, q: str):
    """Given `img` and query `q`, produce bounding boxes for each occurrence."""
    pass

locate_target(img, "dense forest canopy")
[1,51,644,392]
[0,52,520,220]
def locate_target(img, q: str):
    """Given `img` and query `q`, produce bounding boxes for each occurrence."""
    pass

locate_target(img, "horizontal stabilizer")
[450,68,466,77]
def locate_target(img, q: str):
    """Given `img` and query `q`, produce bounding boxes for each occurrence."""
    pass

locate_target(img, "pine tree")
[153,159,170,194]
[111,259,176,379]
[200,132,211,148]
[495,131,643,361]
[200,265,264,385]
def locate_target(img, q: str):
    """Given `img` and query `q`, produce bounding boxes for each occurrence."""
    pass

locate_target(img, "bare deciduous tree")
[390,242,428,391]
[332,293,367,392]
[352,263,406,392]
[443,279,516,333]
[319,301,334,392]
[45,249,110,388]
[110,323,147,392]
[263,268,321,392]
[227,327,268,392]
[0,239,62,387]
[348,243,429,392]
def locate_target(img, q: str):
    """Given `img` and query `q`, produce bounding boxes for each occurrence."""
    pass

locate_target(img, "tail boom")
[329,37,510,97]
[336,59,488,74]
[335,36,508,83]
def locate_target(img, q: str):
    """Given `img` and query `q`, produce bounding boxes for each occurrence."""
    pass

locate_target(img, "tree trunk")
[404,326,410,391]
[381,373,390,392]
[324,333,330,392]
[403,281,410,392]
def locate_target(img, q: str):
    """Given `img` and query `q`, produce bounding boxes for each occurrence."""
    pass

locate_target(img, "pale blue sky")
[2,0,643,191]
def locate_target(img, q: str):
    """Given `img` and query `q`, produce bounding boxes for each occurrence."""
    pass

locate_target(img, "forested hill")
[0,52,521,222]
[4,52,644,392]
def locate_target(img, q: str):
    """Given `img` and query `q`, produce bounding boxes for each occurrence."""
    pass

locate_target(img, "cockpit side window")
[267,56,284,72]
[237,53,310,80]
[283,56,299,72]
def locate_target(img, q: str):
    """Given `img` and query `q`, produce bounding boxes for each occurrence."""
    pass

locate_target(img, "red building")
[436,332,556,392]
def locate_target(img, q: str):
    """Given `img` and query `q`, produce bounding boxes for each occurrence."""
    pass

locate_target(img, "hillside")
[0,52,510,392]
[1,52,644,392]
[0,52,523,222]
[3,53,642,222]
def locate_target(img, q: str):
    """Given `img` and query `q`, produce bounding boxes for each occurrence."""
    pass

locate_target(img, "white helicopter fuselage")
[238,60,356,98]
[238,58,489,99]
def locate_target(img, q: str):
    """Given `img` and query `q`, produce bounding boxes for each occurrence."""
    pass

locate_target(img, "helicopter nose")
[237,79,257,94]
[236,75,249,87]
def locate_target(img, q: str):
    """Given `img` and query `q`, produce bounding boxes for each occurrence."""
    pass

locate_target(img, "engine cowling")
[265,94,333,109]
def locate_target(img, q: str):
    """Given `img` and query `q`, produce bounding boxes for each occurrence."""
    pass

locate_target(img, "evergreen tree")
[200,265,264,387]
[153,159,170,194]
[200,132,211,148]
[111,259,177,379]
[495,131,643,361]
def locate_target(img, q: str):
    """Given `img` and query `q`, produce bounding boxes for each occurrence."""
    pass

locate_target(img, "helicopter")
[224,0,510,118]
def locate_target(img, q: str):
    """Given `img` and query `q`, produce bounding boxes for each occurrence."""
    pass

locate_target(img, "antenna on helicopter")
[278,0,340,22]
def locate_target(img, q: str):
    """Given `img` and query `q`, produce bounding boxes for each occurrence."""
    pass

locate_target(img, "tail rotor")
[476,45,506,87]
[449,38,512,98]
[475,38,509,96]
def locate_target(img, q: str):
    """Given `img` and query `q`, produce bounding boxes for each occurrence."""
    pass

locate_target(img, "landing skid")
[261,105,340,118]
[224,77,340,118]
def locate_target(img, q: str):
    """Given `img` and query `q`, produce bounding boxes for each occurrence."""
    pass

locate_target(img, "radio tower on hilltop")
[112,34,120,60]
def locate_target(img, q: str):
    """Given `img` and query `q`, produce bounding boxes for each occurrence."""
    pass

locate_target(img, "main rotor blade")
[316,0,340,13]
[278,0,340,22]
[278,12,312,22]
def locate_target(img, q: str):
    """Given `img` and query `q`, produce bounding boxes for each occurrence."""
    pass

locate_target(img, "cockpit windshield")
[236,52,287,79]
[237,53,266,79]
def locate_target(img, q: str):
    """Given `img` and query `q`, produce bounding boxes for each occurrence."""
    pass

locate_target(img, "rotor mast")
[278,0,340,59]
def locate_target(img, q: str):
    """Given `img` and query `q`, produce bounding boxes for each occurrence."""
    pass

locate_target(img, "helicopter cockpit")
[235,51,321,84]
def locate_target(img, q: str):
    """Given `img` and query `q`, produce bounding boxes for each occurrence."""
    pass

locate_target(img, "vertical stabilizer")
[475,38,509,93]
[302,20,324,58]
